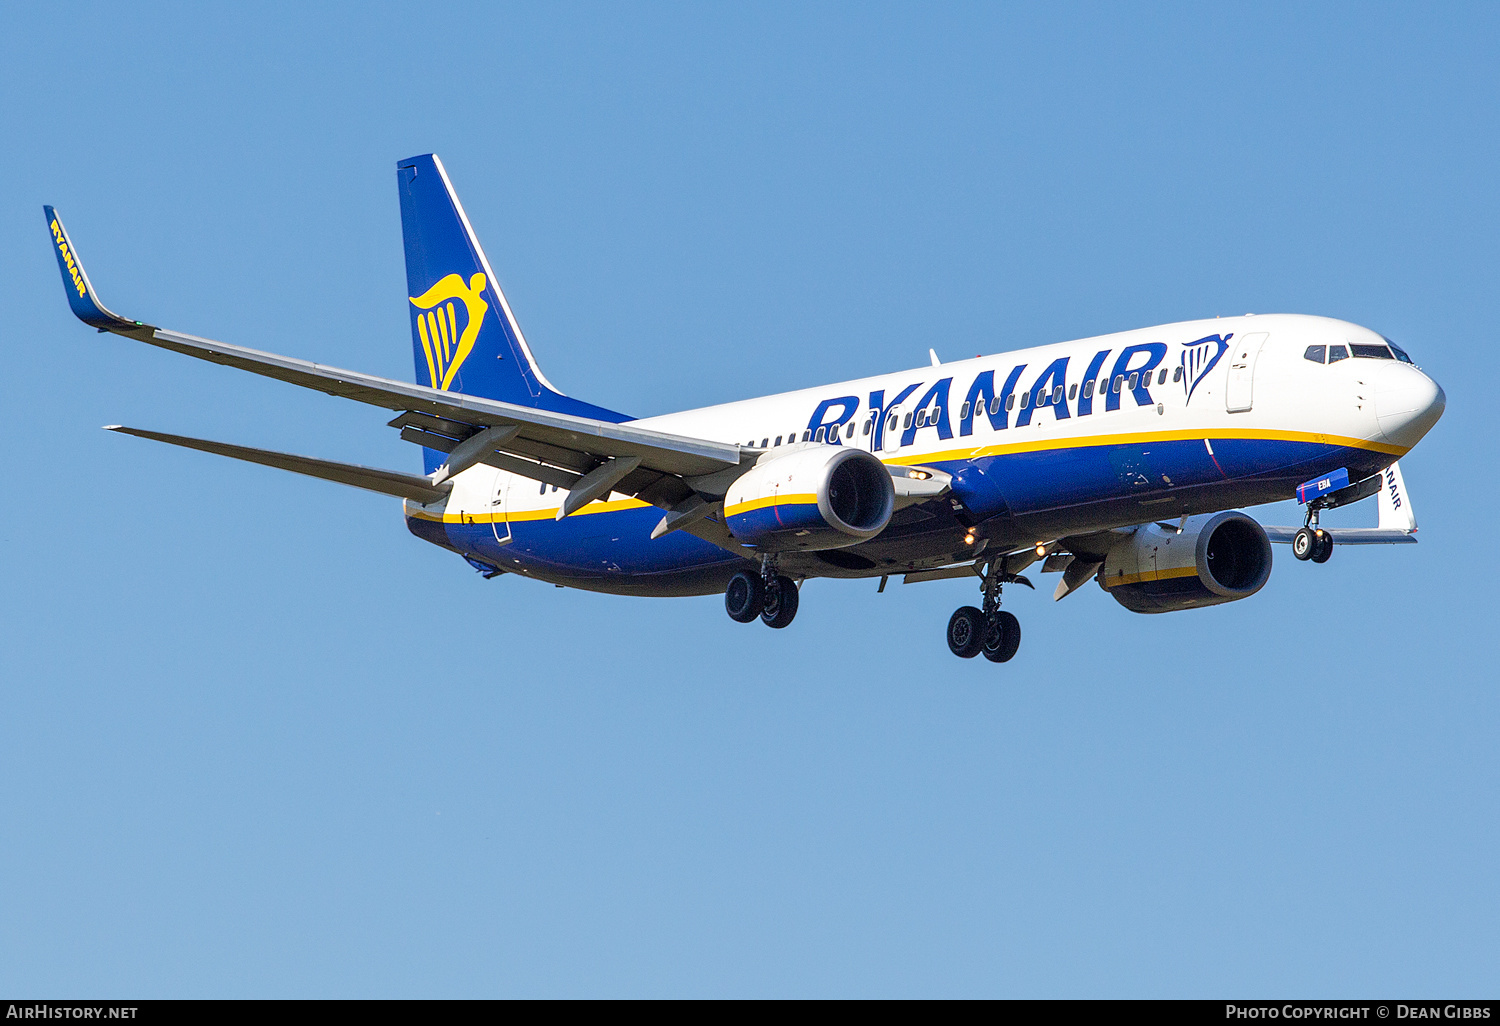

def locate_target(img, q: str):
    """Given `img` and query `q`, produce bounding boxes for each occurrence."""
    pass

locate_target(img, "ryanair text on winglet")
[50,219,87,298]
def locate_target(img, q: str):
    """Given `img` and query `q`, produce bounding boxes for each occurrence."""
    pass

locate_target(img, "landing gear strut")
[724,555,800,628]
[947,559,1022,662]
[1292,502,1335,563]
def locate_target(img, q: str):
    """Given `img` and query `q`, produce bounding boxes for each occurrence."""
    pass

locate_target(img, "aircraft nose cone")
[1375,362,1445,447]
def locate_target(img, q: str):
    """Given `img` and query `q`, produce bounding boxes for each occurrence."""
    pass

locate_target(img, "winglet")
[1377,461,1417,534]
[43,206,153,333]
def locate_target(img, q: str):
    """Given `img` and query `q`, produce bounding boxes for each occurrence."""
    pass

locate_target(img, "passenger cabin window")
[1329,345,1349,363]
[1006,394,1016,411]
[539,482,546,494]
[1172,366,1183,382]
[991,397,1003,414]
[1113,374,1124,393]
[862,419,871,436]
[1083,380,1094,398]
[760,438,769,448]
[774,435,783,446]
[902,412,913,429]
[1052,385,1064,403]
[1350,343,1394,360]
[1019,392,1029,410]
[1127,372,1139,390]
[845,421,855,439]
[1068,383,1077,400]
[814,426,826,442]
[1304,345,1327,363]
[1157,368,1168,385]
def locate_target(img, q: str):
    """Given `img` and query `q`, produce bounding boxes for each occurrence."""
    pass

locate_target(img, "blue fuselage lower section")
[408,431,1393,596]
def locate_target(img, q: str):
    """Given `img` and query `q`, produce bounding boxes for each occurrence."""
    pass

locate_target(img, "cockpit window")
[1350,343,1394,360]
[1304,345,1327,364]
[1328,345,1349,363]
[1388,342,1414,364]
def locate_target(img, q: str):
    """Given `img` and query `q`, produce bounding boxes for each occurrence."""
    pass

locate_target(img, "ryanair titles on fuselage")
[792,332,1232,452]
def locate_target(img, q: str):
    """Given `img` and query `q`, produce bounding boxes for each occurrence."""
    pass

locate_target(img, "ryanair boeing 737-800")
[45,154,1445,662]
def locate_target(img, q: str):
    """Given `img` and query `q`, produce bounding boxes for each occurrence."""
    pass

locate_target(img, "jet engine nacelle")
[724,444,895,552]
[1099,511,1273,614]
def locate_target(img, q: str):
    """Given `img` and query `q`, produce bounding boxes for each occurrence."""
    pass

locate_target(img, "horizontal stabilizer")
[105,426,451,504]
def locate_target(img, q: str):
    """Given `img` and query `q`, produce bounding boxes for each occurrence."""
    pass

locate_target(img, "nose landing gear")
[1292,502,1335,563]
[947,559,1025,662]
[724,555,801,628]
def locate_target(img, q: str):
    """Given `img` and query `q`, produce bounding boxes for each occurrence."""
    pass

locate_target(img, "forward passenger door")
[1225,332,1270,413]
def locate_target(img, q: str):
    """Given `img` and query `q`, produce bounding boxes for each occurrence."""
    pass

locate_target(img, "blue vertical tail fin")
[396,154,628,424]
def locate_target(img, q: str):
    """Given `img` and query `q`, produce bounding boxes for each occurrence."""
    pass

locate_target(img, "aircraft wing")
[1263,462,1419,546]
[1261,526,1416,545]
[46,207,749,519]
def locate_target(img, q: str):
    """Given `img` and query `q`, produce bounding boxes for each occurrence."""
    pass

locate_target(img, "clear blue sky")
[2,2,1496,997]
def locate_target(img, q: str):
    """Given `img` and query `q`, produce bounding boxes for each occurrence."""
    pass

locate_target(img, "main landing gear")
[947,559,1022,663]
[725,556,800,629]
[1292,502,1334,564]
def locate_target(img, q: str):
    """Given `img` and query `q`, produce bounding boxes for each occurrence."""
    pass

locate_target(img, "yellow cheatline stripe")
[406,495,656,524]
[1100,564,1199,589]
[884,426,1409,468]
[724,493,818,517]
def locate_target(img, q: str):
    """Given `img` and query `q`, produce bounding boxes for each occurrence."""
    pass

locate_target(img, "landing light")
[1035,543,1046,557]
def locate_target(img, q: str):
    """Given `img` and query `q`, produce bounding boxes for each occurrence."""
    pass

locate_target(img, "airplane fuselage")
[404,312,1443,596]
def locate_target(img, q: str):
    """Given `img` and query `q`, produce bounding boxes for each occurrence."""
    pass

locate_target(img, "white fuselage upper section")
[443,313,1442,522]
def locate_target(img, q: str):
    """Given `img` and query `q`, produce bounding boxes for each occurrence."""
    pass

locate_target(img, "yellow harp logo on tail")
[410,273,489,391]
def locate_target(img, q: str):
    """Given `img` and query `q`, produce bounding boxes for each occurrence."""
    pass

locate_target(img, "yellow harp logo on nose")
[410,272,488,391]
